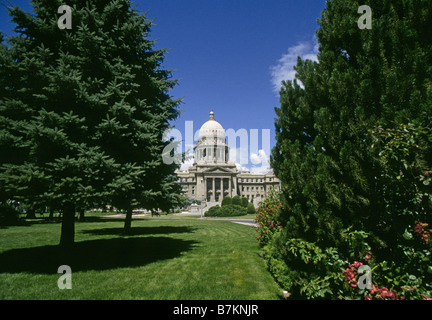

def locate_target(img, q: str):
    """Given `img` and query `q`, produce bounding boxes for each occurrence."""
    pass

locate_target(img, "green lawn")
[0,217,281,300]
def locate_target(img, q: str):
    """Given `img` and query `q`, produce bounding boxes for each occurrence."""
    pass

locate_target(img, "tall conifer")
[272,0,432,255]
[0,0,182,245]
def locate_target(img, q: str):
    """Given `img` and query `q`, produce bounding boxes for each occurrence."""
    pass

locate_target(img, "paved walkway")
[101,213,257,227]
[204,218,257,227]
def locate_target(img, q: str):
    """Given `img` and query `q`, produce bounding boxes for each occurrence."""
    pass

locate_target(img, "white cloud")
[270,36,319,93]
[235,162,250,172]
[250,152,262,165]
[249,150,272,174]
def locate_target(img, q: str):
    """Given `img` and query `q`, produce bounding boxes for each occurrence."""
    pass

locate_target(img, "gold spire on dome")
[209,109,214,120]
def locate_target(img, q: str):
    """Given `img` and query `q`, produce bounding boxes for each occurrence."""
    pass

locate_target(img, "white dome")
[198,110,225,141]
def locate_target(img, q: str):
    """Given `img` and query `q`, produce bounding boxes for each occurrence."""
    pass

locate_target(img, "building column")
[228,176,232,197]
[233,176,237,197]
[212,178,216,202]
[201,176,205,202]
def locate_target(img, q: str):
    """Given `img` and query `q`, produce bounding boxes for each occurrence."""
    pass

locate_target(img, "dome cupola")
[194,110,229,164]
[198,109,225,142]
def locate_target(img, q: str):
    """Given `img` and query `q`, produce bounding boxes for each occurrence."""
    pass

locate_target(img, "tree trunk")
[49,206,54,220]
[26,205,36,219]
[60,202,75,248]
[77,209,85,222]
[124,207,133,234]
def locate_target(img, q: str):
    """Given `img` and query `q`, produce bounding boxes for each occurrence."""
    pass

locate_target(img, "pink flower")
[349,279,358,288]
[370,284,379,295]
[364,251,372,262]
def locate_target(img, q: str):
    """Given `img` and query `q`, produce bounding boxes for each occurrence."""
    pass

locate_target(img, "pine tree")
[271,0,432,256]
[0,0,182,245]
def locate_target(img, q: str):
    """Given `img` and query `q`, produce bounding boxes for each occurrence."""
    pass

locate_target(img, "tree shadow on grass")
[0,216,118,229]
[81,226,197,237]
[0,237,198,275]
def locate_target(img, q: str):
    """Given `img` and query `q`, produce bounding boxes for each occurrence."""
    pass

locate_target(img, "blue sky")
[0,0,327,172]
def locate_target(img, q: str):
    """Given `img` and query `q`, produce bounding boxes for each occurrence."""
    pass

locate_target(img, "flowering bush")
[341,251,403,300]
[343,260,365,289]
[261,222,432,300]
[255,187,283,246]
[414,222,431,243]
[339,223,432,300]
[255,202,282,246]
[366,285,401,300]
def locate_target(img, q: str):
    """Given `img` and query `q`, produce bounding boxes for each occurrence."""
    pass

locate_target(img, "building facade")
[176,110,280,206]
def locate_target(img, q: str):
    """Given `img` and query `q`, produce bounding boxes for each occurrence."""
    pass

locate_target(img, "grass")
[0,217,281,300]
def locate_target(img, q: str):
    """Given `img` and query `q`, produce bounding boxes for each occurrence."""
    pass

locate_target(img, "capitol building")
[176,110,280,207]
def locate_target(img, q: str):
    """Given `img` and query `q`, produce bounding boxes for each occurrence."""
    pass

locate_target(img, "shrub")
[255,188,283,246]
[231,195,241,206]
[241,197,248,208]
[262,233,347,299]
[204,204,247,217]
[205,205,220,217]
[221,197,232,206]
[246,202,255,214]
[264,224,432,300]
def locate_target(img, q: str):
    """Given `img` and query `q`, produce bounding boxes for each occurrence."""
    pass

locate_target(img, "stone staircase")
[203,201,221,213]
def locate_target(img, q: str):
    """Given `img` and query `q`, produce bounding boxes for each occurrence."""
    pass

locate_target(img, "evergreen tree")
[0,0,182,245]
[271,0,432,257]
